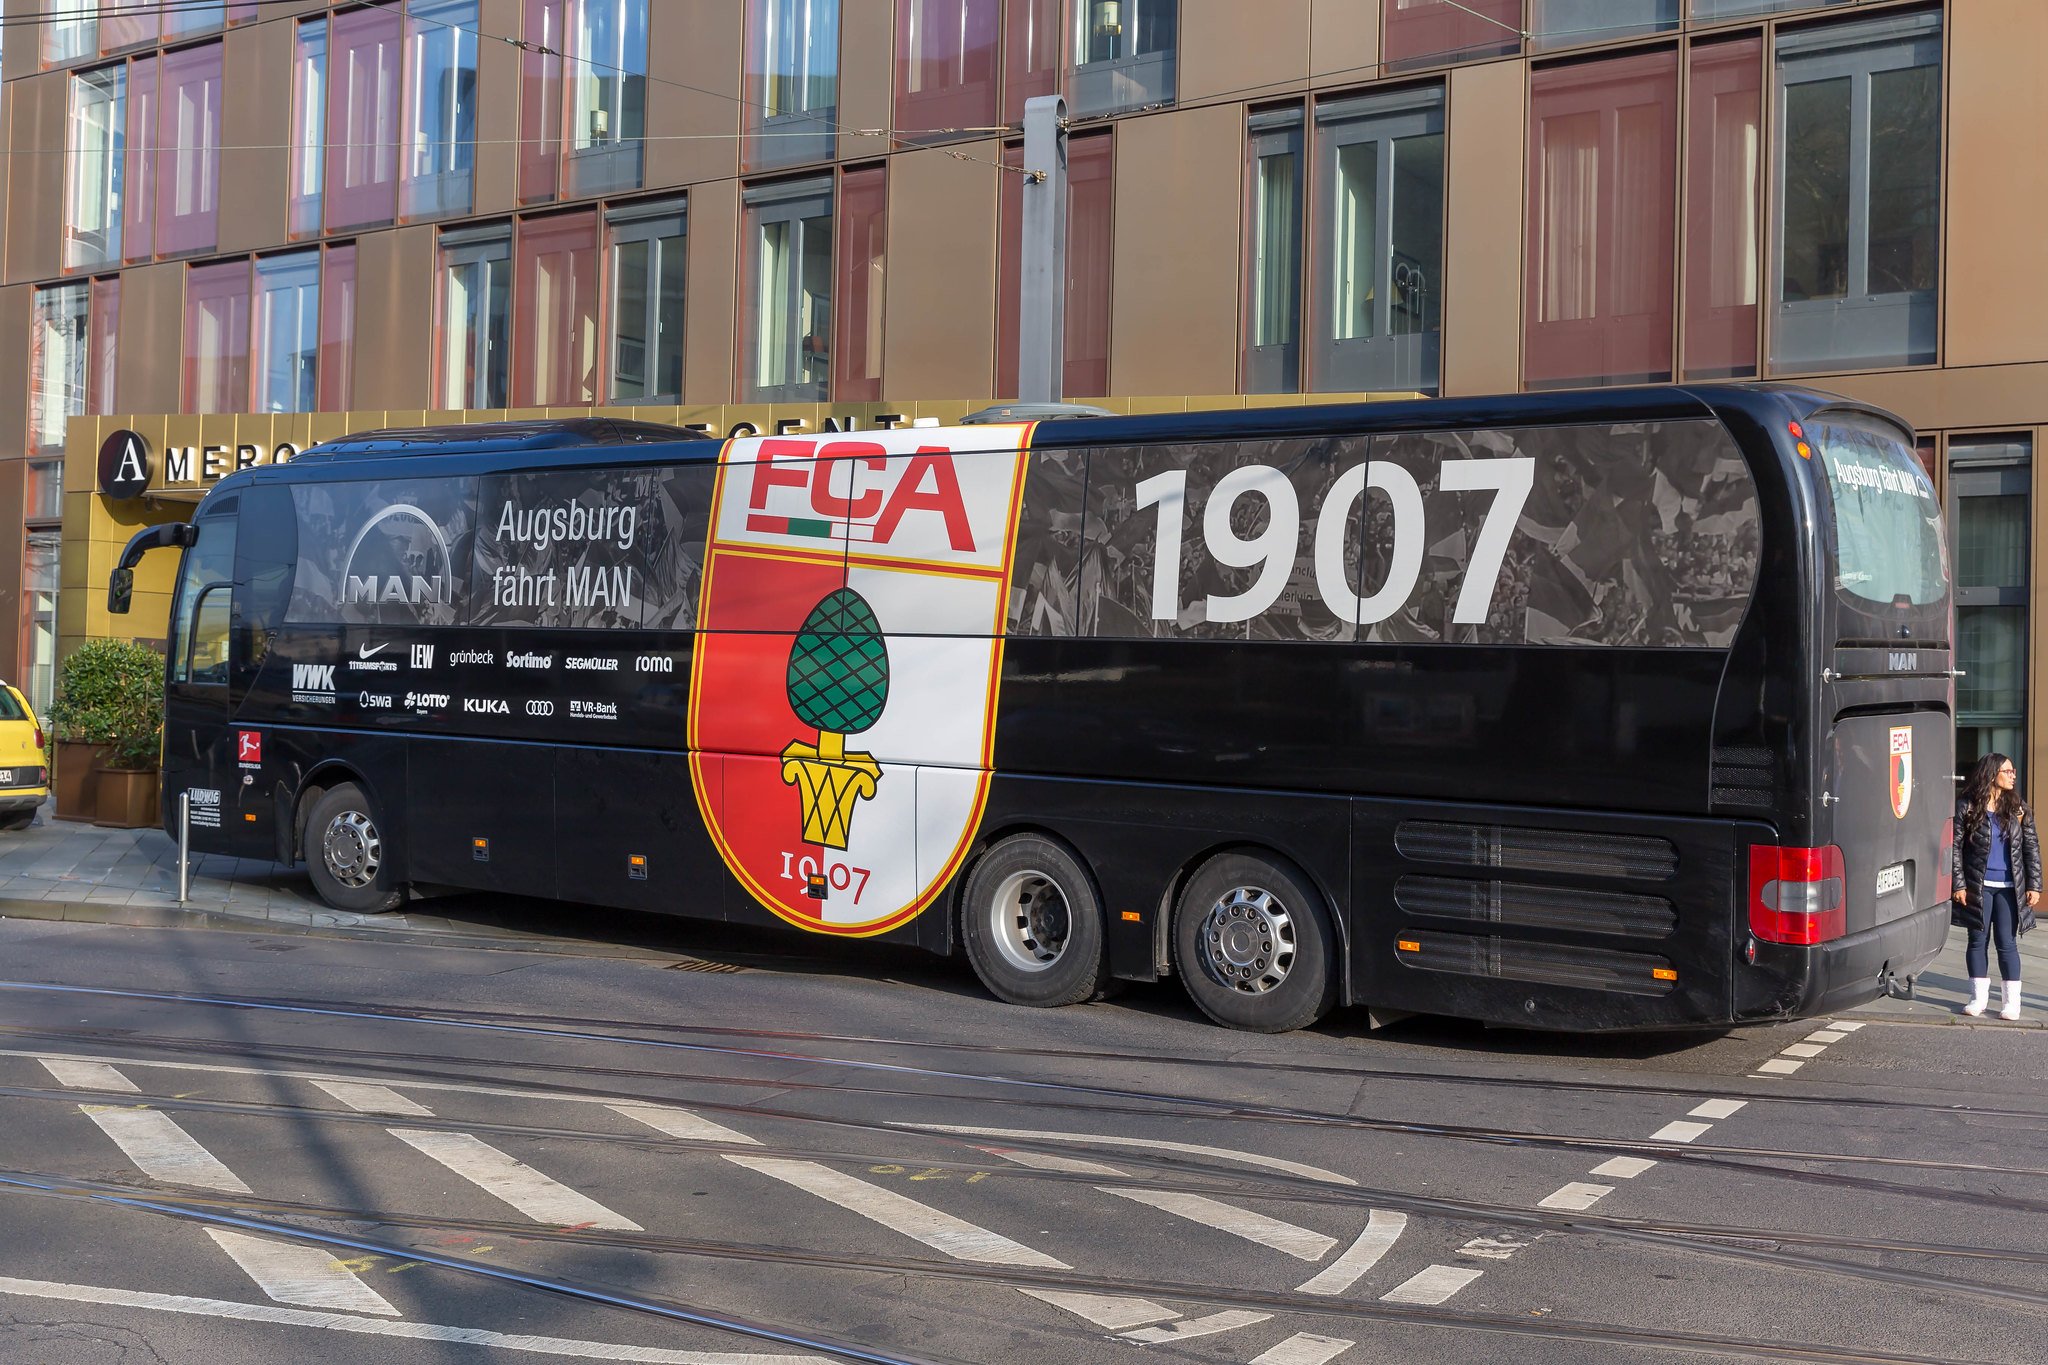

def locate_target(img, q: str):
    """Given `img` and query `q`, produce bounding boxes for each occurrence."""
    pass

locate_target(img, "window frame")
[1068,0,1177,116]
[65,65,126,271]
[607,199,688,403]
[253,251,322,414]
[401,0,480,221]
[438,225,513,408]
[564,0,648,196]
[742,176,835,402]
[1242,108,1304,395]
[746,0,841,169]
[1947,436,2032,776]
[895,0,1000,140]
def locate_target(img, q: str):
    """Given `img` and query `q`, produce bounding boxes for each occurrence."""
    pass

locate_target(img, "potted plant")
[46,639,165,827]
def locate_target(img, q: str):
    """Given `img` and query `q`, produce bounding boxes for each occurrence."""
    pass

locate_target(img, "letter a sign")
[97,429,152,500]
[688,425,1033,936]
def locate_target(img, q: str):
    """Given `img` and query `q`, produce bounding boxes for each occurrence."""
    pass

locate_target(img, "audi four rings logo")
[527,700,555,717]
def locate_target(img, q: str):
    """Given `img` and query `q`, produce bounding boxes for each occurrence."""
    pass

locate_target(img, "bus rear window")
[1812,419,1947,607]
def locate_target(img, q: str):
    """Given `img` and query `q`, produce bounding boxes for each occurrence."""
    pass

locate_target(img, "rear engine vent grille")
[1394,877,1676,939]
[1711,746,1776,809]
[1395,931,1677,996]
[1394,821,1678,882]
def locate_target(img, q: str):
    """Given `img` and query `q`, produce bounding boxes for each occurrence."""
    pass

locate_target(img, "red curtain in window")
[1065,133,1113,398]
[1683,37,1761,380]
[156,44,223,256]
[835,166,888,401]
[185,260,251,414]
[1524,50,1677,387]
[1383,0,1522,68]
[320,245,357,410]
[515,212,600,406]
[897,0,1000,136]
[326,4,401,231]
[520,0,566,203]
[122,57,157,262]
[89,277,120,413]
[1002,0,1060,122]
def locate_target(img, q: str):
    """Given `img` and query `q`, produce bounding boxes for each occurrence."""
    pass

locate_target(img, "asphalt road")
[0,908,2041,1365]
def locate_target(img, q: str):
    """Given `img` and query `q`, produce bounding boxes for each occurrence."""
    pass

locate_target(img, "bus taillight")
[1747,844,1847,945]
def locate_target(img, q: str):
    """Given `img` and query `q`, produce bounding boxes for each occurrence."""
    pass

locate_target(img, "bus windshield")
[1812,417,1948,608]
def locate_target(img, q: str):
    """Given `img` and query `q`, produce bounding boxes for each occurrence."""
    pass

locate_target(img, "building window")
[90,277,121,414]
[1069,0,1175,116]
[102,2,158,52]
[1530,0,1676,48]
[1772,12,1941,374]
[1949,438,2031,774]
[1383,0,1521,70]
[320,245,358,410]
[185,260,251,414]
[123,56,158,261]
[743,178,834,401]
[1314,85,1444,394]
[44,3,95,64]
[566,0,647,196]
[163,0,228,40]
[26,533,60,717]
[255,253,321,414]
[66,67,125,270]
[29,284,89,456]
[897,0,999,139]
[746,0,840,169]
[520,0,566,202]
[1683,36,1762,379]
[290,19,327,236]
[1243,110,1302,394]
[1003,0,1059,122]
[1525,50,1678,388]
[328,4,402,231]
[608,200,686,403]
[996,131,1112,399]
[440,227,511,407]
[1693,0,1849,19]
[401,0,479,220]
[515,212,601,406]
[157,43,223,256]
[835,166,887,401]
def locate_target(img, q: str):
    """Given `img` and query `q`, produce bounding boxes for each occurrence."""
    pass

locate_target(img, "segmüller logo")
[291,663,336,704]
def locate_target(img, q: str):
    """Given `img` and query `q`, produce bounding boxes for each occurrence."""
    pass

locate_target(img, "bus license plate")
[1876,863,1907,897]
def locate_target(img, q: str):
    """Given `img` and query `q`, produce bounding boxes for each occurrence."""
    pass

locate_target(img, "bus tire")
[960,834,1109,1008]
[303,782,402,914]
[1172,852,1337,1033]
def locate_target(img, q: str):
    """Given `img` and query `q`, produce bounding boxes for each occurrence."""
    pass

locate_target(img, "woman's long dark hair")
[1962,753,2029,836]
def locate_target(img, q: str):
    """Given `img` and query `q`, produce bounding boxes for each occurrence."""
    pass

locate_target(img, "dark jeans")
[1967,886,2024,981]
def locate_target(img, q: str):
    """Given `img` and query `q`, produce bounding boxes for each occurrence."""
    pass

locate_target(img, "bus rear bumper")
[1774,901,1949,1020]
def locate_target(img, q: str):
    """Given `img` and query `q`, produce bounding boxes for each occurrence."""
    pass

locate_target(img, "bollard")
[177,791,190,904]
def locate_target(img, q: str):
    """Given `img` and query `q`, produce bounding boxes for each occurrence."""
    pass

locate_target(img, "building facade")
[3,0,2044,778]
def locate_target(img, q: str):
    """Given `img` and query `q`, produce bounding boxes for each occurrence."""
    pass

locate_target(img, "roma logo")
[687,426,1032,935]
[1889,725,1913,820]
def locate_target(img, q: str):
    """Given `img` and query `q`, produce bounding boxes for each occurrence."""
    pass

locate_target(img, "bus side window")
[170,506,237,686]
[235,485,299,683]
[184,585,233,687]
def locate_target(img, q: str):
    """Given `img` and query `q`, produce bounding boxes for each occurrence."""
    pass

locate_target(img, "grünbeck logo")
[565,656,618,672]
[464,697,510,715]
[449,648,494,665]
[404,691,451,709]
[291,663,336,704]
[506,651,553,669]
[342,504,454,609]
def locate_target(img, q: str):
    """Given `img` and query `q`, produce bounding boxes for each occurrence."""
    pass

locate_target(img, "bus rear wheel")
[961,834,1108,1008]
[1173,852,1337,1033]
[304,782,403,914]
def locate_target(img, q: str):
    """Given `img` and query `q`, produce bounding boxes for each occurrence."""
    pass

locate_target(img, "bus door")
[162,496,249,845]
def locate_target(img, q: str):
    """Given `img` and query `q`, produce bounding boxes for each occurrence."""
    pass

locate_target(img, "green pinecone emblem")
[787,589,889,735]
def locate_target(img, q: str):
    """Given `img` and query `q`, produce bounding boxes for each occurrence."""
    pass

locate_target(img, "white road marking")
[1296,1210,1406,1295]
[1756,1058,1804,1075]
[1536,1182,1612,1211]
[204,1229,398,1316]
[1379,1264,1482,1305]
[1806,1029,1848,1043]
[39,1059,139,1092]
[1688,1099,1747,1120]
[1833,1021,1865,1032]
[311,1081,433,1117]
[1104,1188,1336,1261]
[1017,1288,1176,1330]
[983,1147,1124,1177]
[724,1155,1065,1268]
[1123,1311,1272,1344]
[0,1275,834,1363]
[388,1129,641,1230]
[1780,1043,1827,1059]
[901,1124,1356,1186]
[1457,1231,1539,1260]
[1252,1332,1355,1365]
[1589,1156,1657,1179]
[1650,1120,1713,1143]
[610,1104,761,1146]
[77,1107,252,1193]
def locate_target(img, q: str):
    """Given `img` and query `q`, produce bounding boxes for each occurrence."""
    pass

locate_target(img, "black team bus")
[110,386,1952,1034]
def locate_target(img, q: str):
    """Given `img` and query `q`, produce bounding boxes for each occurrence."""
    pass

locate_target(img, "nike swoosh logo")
[358,644,390,659]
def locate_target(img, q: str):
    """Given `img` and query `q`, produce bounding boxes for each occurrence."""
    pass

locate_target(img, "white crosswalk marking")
[311,1082,433,1117]
[1017,1288,1177,1330]
[1457,1231,1539,1260]
[1253,1332,1355,1365]
[388,1129,641,1230]
[1688,1099,1747,1120]
[1295,1210,1406,1295]
[984,1147,1123,1176]
[1104,1188,1336,1261]
[77,1107,252,1193]
[1833,1021,1866,1031]
[903,1124,1356,1185]
[1650,1120,1713,1143]
[1380,1264,1482,1305]
[725,1155,1066,1268]
[1780,1042,1826,1058]
[1590,1156,1657,1179]
[1123,1311,1272,1343]
[38,1059,139,1092]
[1757,1058,1804,1075]
[1806,1029,1848,1043]
[610,1104,760,1146]
[1537,1182,1612,1211]
[204,1229,398,1316]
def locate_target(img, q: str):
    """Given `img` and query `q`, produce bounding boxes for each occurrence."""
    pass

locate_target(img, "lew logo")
[291,664,336,704]
[1890,725,1914,819]
[689,425,1032,936]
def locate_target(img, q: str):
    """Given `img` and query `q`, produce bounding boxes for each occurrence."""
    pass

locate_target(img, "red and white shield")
[688,425,1031,935]
[1889,725,1913,820]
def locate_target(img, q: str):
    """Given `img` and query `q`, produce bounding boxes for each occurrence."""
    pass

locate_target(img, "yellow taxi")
[0,681,48,830]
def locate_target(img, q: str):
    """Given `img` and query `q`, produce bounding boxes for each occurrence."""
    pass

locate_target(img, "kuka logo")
[688,426,1033,936]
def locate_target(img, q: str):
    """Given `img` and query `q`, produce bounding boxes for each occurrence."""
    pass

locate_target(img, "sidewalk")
[0,800,2040,1022]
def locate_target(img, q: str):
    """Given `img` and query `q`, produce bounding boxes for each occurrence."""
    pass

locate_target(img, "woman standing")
[1953,753,2041,1019]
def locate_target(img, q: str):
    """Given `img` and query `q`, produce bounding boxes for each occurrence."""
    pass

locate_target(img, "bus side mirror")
[108,567,134,616]
[107,521,200,615]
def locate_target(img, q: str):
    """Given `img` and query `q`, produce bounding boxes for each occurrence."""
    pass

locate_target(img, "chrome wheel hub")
[1198,886,1295,995]
[322,810,382,890]
[988,870,1071,974]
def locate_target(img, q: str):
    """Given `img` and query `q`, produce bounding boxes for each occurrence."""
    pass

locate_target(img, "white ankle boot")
[2002,981,2023,1021]
[1964,979,1991,1016]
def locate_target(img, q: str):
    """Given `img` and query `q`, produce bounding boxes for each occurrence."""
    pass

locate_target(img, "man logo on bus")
[342,505,454,612]
[781,589,887,849]
[1890,726,1913,820]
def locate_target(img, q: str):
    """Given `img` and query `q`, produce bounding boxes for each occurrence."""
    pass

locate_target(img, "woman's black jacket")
[1953,797,2042,930]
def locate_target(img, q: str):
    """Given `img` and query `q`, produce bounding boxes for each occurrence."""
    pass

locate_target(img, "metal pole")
[1018,94,1069,404]
[177,791,190,905]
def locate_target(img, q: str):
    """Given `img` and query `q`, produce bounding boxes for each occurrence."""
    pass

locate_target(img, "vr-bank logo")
[342,505,454,609]
[291,663,336,704]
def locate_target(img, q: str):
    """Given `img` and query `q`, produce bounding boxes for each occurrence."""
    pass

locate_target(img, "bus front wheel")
[1173,852,1337,1033]
[304,782,403,914]
[961,834,1109,1008]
